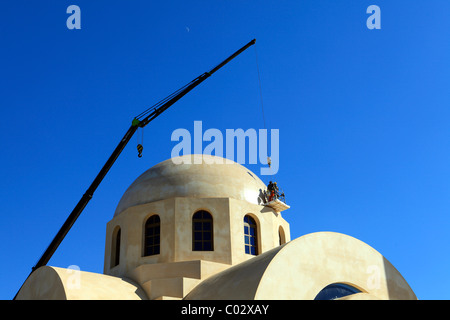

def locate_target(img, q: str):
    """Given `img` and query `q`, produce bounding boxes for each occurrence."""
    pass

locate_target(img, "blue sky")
[1,1,449,300]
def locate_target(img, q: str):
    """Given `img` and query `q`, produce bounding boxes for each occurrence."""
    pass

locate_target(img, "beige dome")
[114,154,268,216]
[184,232,417,300]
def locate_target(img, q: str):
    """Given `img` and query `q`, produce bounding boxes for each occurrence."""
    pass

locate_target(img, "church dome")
[114,154,268,216]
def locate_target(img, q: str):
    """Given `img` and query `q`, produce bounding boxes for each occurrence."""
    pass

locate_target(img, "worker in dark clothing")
[267,181,275,202]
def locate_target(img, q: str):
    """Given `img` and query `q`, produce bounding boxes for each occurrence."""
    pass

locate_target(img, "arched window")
[192,210,214,251]
[279,226,286,245]
[244,215,258,255]
[111,227,121,268]
[144,215,160,256]
[314,283,362,300]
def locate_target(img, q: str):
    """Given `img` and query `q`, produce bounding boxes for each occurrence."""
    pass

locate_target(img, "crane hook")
[137,144,143,158]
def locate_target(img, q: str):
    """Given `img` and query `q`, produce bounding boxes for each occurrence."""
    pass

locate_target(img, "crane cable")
[254,45,286,204]
[254,44,272,170]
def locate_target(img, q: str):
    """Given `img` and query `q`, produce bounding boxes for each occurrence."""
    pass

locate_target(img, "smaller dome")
[114,155,268,216]
[184,232,418,300]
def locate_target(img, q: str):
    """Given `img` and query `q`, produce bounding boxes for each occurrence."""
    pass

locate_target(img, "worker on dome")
[267,181,275,202]
[267,181,283,202]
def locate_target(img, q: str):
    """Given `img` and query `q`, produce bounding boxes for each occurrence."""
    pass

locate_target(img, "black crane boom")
[14,38,256,299]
